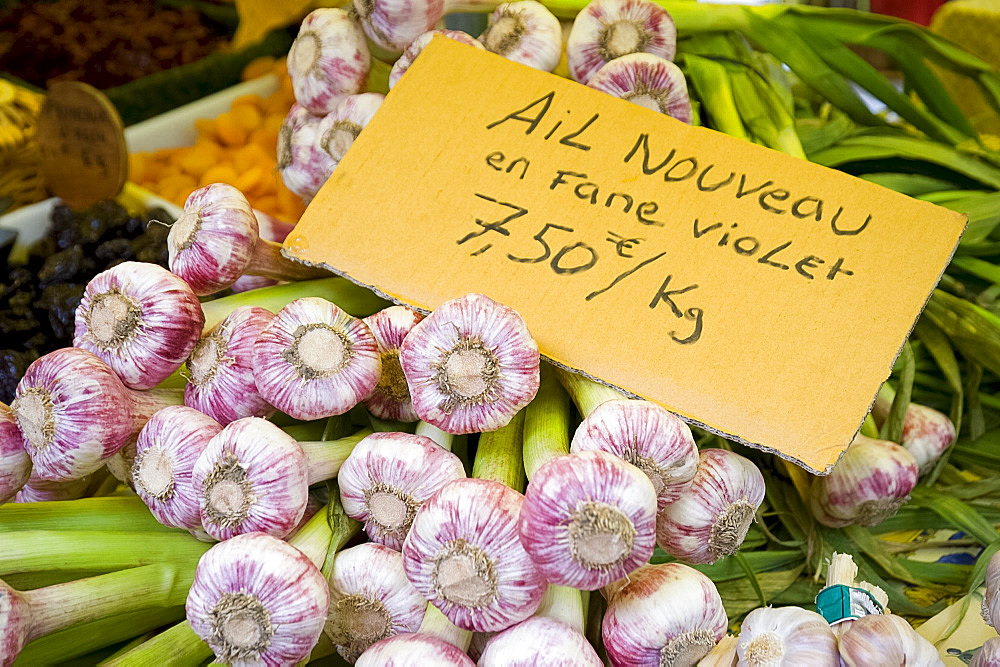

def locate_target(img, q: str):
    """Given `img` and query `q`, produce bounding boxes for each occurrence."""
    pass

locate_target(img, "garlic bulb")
[566,0,677,84]
[0,402,30,504]
[478,616,602,666]
[338,432,466,550]
[656,449,765,564]
[288,8,370,114]
[735,606,838,666]
[362,307,424,422]
[12,348,183,481]
[971,637,1000,667]
[479,1,562,72]
[252,297,381,421]
[318,93,384,167]
[389,30,484,89]
[982,550,1000,633]
[352,0,444,57]
[278,104,333,202]
[14,471,91,503]
[518,450,657,590]
[810,434,918,528]
[186,532,330,665]
[74,261,204,389]
[837,614,943,666]
[185,306,275,425]
[402,478,546,632]
[603,562,728,666]
[325,542,428,662]
[356,634,475,666]
[133,406,222,532]
[588,53,692,122]
[399,293,540,434]
[571,398,698,509]
[899,403,956,475]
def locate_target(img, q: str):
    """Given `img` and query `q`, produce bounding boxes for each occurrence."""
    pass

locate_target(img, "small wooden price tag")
[36,81,127,209]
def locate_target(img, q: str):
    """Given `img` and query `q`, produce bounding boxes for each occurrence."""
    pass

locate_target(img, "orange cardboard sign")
[285,38,967,474]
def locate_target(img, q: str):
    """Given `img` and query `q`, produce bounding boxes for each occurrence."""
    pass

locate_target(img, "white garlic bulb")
[982,550,1000,634]
[837,614,943,666]
[971,637,1000,667]
[479,1,562,72]
[735,606,838,666]
[478,616,601,666]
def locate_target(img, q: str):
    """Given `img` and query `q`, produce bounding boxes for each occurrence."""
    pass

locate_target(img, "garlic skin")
[362,307,424,422]
[318,93,384,167]
[185,306,276,425]
[479,1,562,72]
[74,261,205,389]
[12,348,183,481]
[971,637,1000,667]
[14,471,91,503]
[700,634,738,666]
[837,614,943,666]
[571,398,698,509]
[325,543,428,662]
[656,449,765,565]
[167,183,259,296]
[982,551,1000,633]
[0,403,30,504]
[288,8,370,114]
[353,0,444,57]
[252,297,381,421]
[735,606,838,667]
[399,293,540,434]
[604,562,728,666]
[389,31,484,89]
[402,478,546,632]
[356,634,475,666]
[478,616,602,666]
[278,104,333,203]
[899,403,956,475]
[338,432,466,550]
[809,434,919,528]
[186,532,330,666]
[518,450,657,590]
[588,53,692,123]
[567,0,677,84]
[133,406,223,532]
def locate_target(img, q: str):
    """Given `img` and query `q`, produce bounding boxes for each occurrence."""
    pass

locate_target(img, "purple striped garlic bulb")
[809,434,919,528]
[14,472,92,503]
[518,450,657,590]
[478,617,602,666]
[186,532,330,665]
[736,606,838,666]
[318,93,384,168]
[899,403,956,475]
[356,634,475,666]
[252,297,381,420]
[571,398,698,509]
[338,432,466,550]
[479,1,562,72]
[389,30,484,89]
[185,306,275,425]
[288,8,370,114]
[588,53,692,123]
[603,563,727,666]
[362,307,424,421]
[982,551,1000,633]
[74,262,204,389]
[352,0,445,57]
[566,0,677,84]
[837,614,942,667]
[325,542,428,661]
[12,348,183,481]
[399,293,540,434]
[133,406,222,532]
[402,478,546,632]
[971,637,1000,667]
[656,448,765,564]
[0,403,30,504]
[278,104,333,202]
[228,211,296,293]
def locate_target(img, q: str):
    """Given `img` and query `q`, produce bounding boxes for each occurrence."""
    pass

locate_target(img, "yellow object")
[129,58,305,222]
[0,81,46,212]
[931,0,1000,136]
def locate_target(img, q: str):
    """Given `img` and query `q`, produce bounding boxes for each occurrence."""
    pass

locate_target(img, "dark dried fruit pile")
[0,200,173,403]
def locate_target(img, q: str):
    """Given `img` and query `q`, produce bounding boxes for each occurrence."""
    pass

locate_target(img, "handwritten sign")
[36,82,127,209]
[285,38,967,474]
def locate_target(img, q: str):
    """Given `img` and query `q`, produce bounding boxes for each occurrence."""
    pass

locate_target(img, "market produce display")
[4,0,1000,665]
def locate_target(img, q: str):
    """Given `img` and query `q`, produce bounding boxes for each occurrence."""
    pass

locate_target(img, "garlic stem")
[98,620,211,667]
[698,634,737,666]
[554,366,625,416]
[301,429,373,485]
[535,584,585,634]
[0,496,174,533]
[523,365,571,480]
[287,503,337,567]
[245,238,330,282]
[826,552,858,587]
[417,604,473,652]
[472,408,526,492]
[414,421,455,450]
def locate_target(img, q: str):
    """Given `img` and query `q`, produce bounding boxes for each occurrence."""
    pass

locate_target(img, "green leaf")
[842,524,925,586]
[968,541,1000,593]
[909,486,999,546]
[680,53,750,141]
[859,172,962,195]
[880,342,914,444]
[735,552,767,606]
[715,566,804,618]
[923,290,1000,377]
